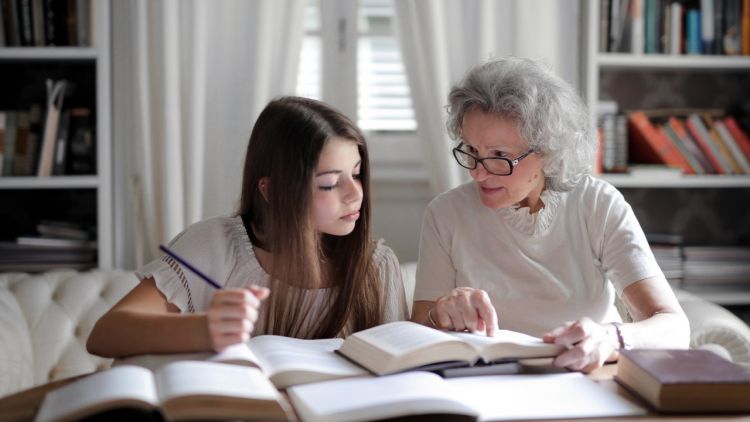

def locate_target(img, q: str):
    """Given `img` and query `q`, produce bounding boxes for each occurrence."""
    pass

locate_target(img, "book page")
[154,361,281,403]
[248,336,369,388]
[450,330,564,361]
[35,366,158,422]
[287,371,479,422]
[114,343,262,373]
[350,321,463,356]
[446,373,646,420]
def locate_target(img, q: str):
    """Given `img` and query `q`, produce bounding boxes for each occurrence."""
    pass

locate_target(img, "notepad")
[287,371,646,421]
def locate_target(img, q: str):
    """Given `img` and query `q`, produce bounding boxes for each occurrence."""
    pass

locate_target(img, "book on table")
[118,335,370,389]
[34,361,294,422]
[287,370,646,422]
[615,348,750,413]
[336,321,565,376]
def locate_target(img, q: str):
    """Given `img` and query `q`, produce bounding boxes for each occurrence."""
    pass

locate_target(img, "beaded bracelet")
[611,321,631,350]
[427,309,439,328]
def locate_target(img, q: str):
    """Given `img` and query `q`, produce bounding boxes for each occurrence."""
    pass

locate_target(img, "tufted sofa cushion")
[0,270,138,398]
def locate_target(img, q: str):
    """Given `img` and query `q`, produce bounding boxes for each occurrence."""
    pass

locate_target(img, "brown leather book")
[615,349,750,413]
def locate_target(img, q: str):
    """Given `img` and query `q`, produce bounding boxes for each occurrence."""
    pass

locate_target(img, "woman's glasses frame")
[452,143,535,176]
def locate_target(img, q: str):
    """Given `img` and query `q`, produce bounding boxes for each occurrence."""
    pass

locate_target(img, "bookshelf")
[0,0,112,270]
[582,0,750,309]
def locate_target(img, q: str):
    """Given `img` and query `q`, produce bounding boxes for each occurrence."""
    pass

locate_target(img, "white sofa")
[1,266,750,398]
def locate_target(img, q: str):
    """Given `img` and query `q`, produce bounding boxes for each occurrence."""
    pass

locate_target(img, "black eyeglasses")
[452,143,535,176]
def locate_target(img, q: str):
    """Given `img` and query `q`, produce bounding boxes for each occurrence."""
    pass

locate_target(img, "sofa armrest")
[675,289,750,367]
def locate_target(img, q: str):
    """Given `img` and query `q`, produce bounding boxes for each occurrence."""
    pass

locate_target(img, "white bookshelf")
[0,176,100,189]
[596,53,750,70]
[599,174,750,188]
[583,0,750,306]
[0,0,112,269]
[583,0,750,190]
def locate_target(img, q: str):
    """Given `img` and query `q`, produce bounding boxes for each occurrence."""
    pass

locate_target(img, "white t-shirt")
[136,216,408,337]
[414,175,663,337]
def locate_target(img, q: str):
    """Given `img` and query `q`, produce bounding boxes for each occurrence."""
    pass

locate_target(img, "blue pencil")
[159,244,222,289]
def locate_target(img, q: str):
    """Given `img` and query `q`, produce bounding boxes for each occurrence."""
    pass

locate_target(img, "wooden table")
[1,364,749,422]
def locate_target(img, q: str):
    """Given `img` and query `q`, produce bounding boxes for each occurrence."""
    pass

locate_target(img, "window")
[296,0,422,171]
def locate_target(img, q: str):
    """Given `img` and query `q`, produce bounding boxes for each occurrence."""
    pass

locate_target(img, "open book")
[118,335,370,389]
[288,370,646,422]
[337,321,565,375]
[34,361,294,422]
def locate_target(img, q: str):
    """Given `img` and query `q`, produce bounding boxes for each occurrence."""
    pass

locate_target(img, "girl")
[87,96,408,357]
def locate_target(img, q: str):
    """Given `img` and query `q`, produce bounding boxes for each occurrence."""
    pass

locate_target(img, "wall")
[371,180,433,263]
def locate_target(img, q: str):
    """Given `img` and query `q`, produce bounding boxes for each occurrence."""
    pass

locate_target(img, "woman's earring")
[258,179,270,202]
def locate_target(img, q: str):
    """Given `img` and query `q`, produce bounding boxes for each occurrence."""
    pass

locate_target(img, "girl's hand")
[206,285,270,352]
[543,317,619,373]
[432,287,499,336]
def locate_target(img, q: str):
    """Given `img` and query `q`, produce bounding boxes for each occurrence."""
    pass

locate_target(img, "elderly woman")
[412,57,689,372]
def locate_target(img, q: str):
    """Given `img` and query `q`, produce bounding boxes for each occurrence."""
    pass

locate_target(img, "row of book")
[649,236,750,288]
[601,0,750,55]
[0,79,95,177]
[0,219,96,272]
[0,0,92,47]
[597,106,750,175]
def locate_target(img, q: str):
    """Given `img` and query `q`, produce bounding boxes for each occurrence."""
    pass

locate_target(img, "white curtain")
[393,0,581,194]
[111,0,304,268]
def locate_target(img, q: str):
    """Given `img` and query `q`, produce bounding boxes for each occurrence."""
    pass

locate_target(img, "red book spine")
[628,111,693,173]
[724,116,750,161]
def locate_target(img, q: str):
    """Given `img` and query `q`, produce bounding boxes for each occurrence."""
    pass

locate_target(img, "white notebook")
[288,371,645,422]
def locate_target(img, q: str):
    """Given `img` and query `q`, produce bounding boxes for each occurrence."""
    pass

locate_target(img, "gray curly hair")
[446,56,595,192]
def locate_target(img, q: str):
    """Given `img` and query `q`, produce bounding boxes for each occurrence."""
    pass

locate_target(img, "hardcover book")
[336,321,565,376]
[628,111,693,173]
[34,361,294,422]
[615,349,750,412]
[119,335,370,390]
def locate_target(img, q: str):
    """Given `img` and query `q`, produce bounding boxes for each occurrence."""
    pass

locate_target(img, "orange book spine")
[628,111,693,173]
[724,116,750,160]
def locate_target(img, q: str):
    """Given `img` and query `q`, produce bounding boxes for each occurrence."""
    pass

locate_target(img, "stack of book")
[0,220,96,272]
[652,245,684,287]
[598,100,629,174]
[682,246,750,287]
[647,233,684,287]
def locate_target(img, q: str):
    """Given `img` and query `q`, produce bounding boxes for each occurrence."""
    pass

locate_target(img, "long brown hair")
[237,96,382,338]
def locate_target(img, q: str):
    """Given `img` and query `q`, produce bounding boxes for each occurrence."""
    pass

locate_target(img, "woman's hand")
[543,317,619,373]
[207,285,270,352]
[431,287,499,336]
